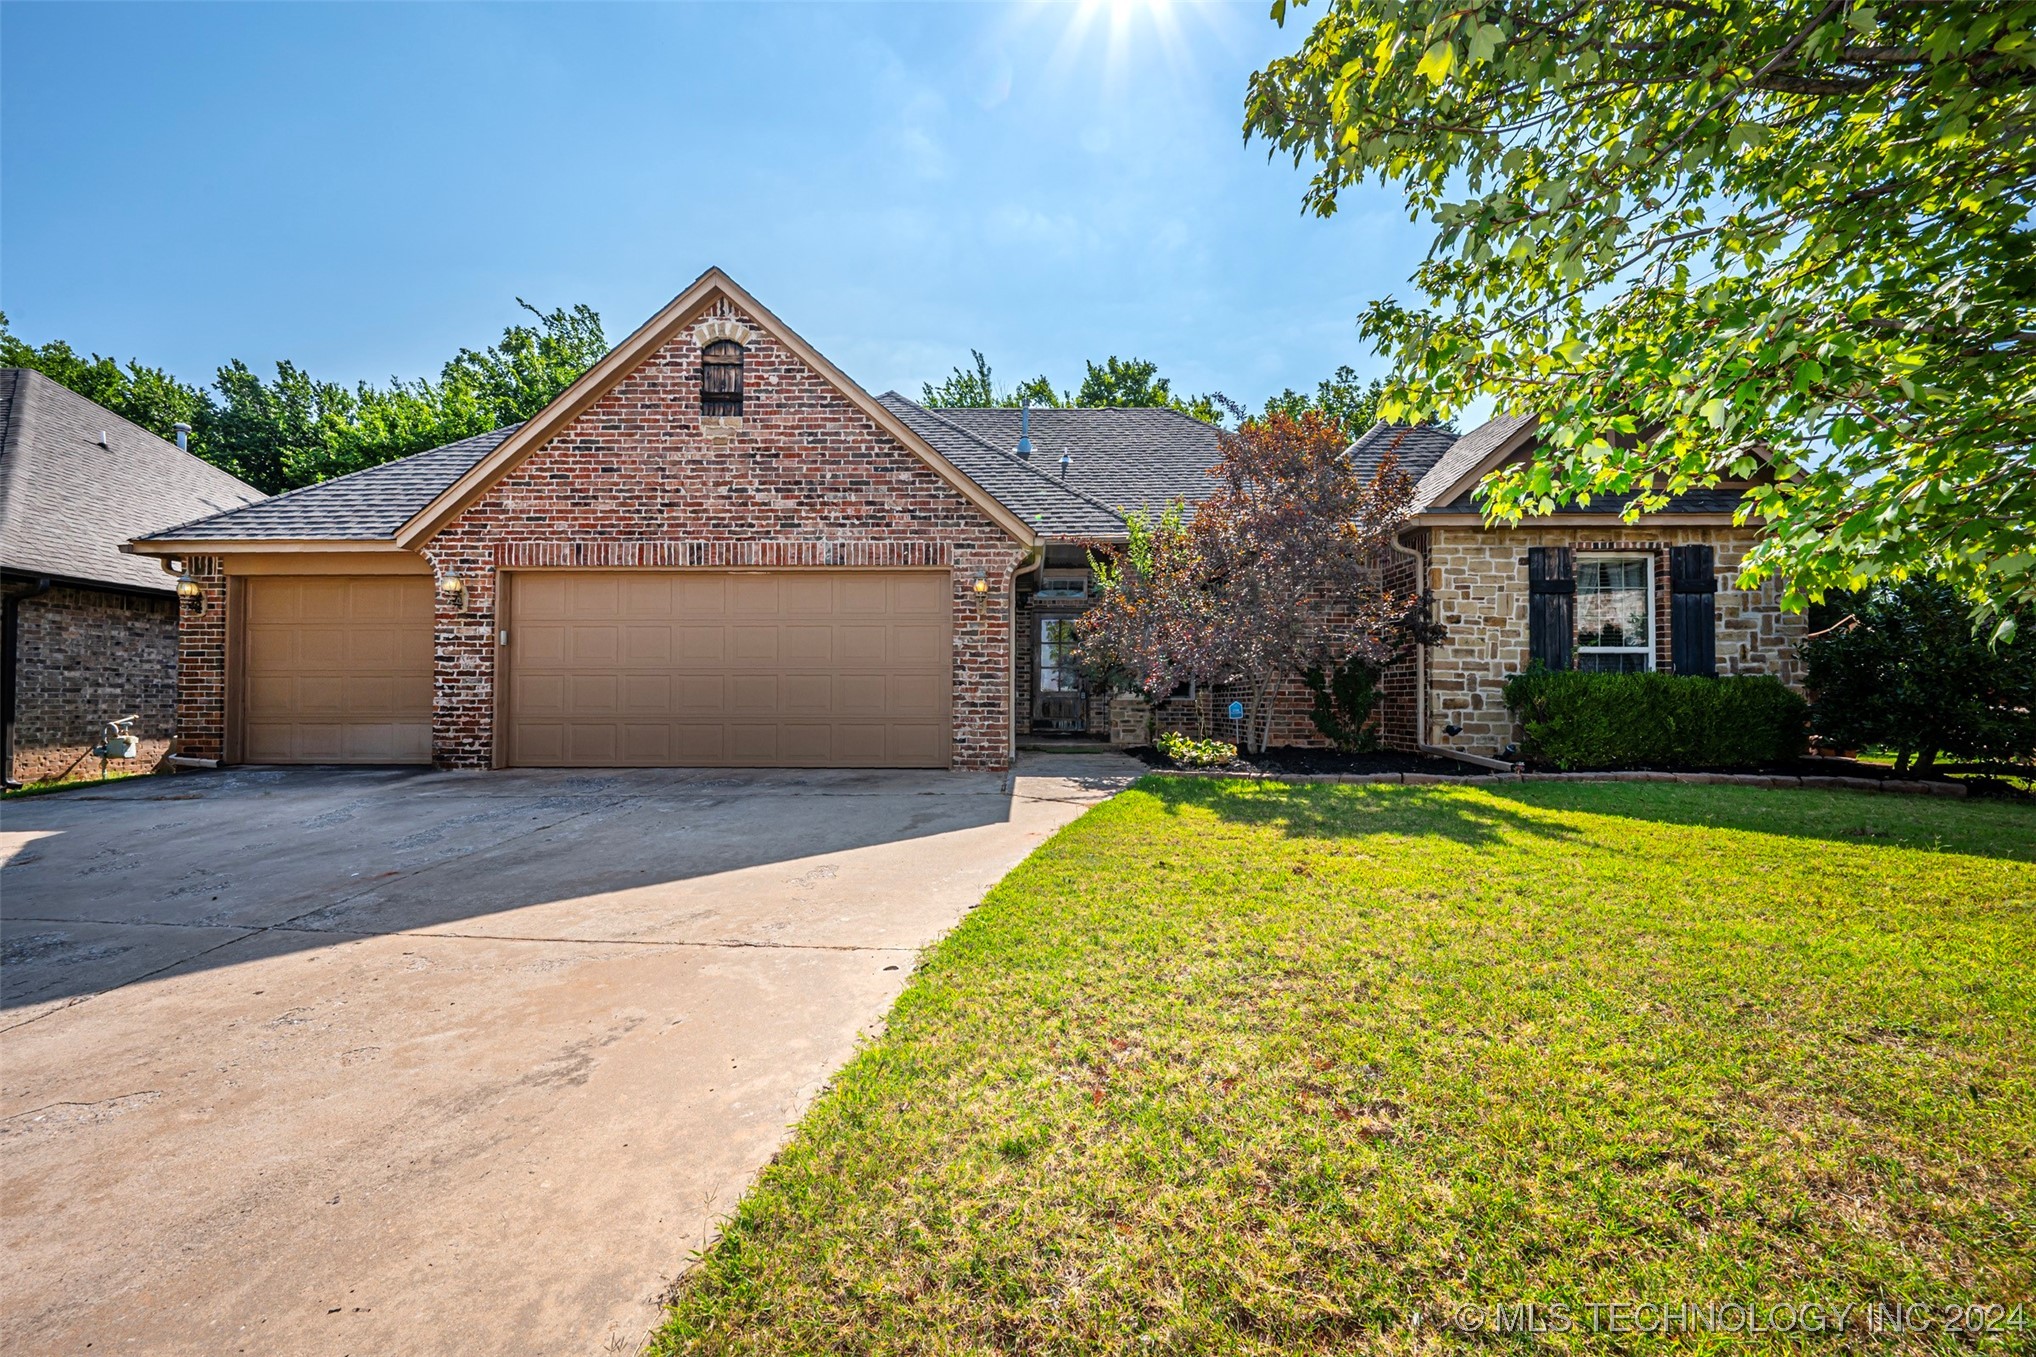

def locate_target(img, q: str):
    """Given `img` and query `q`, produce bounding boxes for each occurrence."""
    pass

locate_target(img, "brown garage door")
[239,576,433,764]
[507,570,951,768]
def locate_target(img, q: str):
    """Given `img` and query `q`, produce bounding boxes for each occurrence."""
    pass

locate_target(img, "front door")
[1033,614,1086,732]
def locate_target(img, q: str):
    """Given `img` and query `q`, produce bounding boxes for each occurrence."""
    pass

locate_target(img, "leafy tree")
[1247,0,2036,633]
[921,351,1224,423]
[1803,580,2036,773]
[920,350,1063,408]
[1261,365,1386,442]
[201,360,356,493]
[1,312,213,450]
[1077,410,1423,750]
[4,300,608,494]
[441,300,607,425]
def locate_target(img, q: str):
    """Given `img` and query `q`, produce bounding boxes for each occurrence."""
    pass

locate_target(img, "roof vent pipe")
[1016,401,1032,459]
[1059,451,1072,479]
[173,422,191,452]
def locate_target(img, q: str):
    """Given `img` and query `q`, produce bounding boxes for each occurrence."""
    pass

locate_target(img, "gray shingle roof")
[1350,421,1460,488]
[140,424,521,542]
[878,394,1223,538]
[0,368,265,593]
[1411,412,1536,512]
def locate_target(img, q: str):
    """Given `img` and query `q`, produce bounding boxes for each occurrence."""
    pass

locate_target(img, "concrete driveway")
[0,753,1138,1355]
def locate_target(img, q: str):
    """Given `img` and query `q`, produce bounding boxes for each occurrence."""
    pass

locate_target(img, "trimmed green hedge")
[1502,668,1809,771]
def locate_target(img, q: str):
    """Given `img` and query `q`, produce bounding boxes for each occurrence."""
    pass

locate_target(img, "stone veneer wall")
[5,582,179,784]
[1422,523,1803,757]
[421,296,1025,771]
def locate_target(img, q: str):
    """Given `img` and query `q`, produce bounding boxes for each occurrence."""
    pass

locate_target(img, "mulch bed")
[1127,746,2031,795]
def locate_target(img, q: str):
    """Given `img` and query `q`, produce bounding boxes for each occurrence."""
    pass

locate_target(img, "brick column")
[174,555,228,760]
[423,549,496,768]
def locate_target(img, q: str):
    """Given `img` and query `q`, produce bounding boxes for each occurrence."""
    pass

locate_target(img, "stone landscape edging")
[1143,767,1969,797]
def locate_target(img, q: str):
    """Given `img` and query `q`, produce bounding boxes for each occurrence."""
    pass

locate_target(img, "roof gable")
[397,268,1035,548]
[1,368,265,590]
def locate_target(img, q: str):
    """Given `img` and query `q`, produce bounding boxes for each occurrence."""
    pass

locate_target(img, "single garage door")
[507,570,951,768]
[240,576,433,764]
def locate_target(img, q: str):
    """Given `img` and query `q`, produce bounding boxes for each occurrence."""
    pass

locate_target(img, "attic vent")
[97,431,109,448]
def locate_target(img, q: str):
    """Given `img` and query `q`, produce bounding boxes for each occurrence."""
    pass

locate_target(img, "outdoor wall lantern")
[971,574,989,595]
[175,573,205,613]
[438,573,467,608]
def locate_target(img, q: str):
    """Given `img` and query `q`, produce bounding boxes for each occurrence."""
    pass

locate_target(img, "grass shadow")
[1138,774,2036,863]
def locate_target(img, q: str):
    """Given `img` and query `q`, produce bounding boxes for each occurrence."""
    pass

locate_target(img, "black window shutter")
[1527,546,1574,670]
[1670,544,1717,677]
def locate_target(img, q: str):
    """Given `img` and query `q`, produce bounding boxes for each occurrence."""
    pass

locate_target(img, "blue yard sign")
[1227,701,1244,720]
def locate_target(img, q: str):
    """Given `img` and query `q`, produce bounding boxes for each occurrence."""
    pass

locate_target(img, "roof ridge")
[886,397,1130,524]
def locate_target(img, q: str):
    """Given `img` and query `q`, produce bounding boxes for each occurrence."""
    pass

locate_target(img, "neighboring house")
[0,368,265,786]
[126,269,1799,775]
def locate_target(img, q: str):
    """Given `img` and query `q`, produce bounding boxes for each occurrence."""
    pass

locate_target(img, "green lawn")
[654,781,2036,1354]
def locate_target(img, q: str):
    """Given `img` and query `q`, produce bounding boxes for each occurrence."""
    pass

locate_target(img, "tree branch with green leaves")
[1246,0,2036,636]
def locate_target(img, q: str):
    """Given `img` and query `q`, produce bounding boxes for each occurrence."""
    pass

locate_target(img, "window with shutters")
[701,339,744,417]
[1575,555,1654,673]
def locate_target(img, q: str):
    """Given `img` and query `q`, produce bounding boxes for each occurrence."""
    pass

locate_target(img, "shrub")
[1302,655,1383,752]
[1155,732,1238,767]
[1502,668,1808,771]
[1803,581,2036,773]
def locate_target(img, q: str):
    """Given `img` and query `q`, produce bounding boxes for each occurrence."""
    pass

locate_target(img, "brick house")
[127,270,1800,775]
[1,368,264,786]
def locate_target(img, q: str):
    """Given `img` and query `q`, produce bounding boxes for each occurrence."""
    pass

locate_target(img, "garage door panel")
[520,625,567,664]
[730,675,780,712]
[624,626,673,663]
[676,576,727,616]
[838,675,887,715]
[677,626,724,661]
[730,576,780,613]
[620,575,674,617]
[571,627,621,664]
[675,674,726,713]
[782,626,833,662]
[241,576,433,765]
[782,674,834,713]
[732,627,780,662]
[566,724,620,766]
[508,570,952,769]
[569,576,621,615]
[840,576,889,613]
[568,673,620,714]
[891,624,945,665]
[890,723,948,766]
[621,674,671,713]
[893,575,948,613]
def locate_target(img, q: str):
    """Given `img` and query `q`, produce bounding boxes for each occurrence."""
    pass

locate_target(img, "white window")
[1575,555,1654,673]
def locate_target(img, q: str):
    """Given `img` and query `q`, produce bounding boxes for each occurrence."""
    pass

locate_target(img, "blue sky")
[1,1,1420,410]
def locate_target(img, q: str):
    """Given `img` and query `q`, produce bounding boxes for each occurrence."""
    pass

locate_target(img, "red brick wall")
[172,556,228,763]
[422,296,1024,771]
[5,582,179,784]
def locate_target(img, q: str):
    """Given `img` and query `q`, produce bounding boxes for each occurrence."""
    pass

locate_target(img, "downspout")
[1386,533,1427,749]
[3,576,54,789]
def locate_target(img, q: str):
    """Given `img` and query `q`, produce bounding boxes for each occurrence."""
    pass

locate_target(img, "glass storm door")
[1034,615,1087,731]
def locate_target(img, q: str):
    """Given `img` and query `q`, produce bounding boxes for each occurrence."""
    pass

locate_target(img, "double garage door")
[235,570,952,769]
[506,570,952,768]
